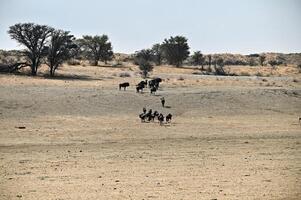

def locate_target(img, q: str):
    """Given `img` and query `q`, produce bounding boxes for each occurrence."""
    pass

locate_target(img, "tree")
[135,49,154,78]
[161,36,190,67]
[207,54,212,68]
[78,35,113,66]
[214,58,226,75]
[151,43,163,66]
[259,55,265,66]
[45,30,77,76]
[191,51,205,69]
[8,23,54,75]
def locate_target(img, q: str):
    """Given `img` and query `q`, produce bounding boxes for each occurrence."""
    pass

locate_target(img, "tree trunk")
[31,65,37,76]
[50,67,54,77]
[93,59,98,66]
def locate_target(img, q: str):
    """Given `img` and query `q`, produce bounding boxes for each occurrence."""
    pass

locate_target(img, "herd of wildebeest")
[119,78,173,125]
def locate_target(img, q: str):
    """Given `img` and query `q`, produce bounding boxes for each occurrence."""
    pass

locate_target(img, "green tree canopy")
[151,43,163,66]
[161,36,190,67]
[78,35,113,66]
[45,30,77,76]
[135,49,154,78]
[8,23,54,75]
[191,51,205,68]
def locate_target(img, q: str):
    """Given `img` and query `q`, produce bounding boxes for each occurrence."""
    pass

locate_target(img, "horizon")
[0,0,300,54]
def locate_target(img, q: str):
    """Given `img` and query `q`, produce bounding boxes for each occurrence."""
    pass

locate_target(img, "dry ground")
[0,64,301,200]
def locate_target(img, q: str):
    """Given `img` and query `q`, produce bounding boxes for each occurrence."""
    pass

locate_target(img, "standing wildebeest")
[166,113,172,123]
[136,85,144,93]
[139,113,147,122]
[136,80,147,93]
[160,97,165,107]
[148,78,162,89]
[149,111,159,121]
[158,113,164,125]
[139,109,153,122]
[150,86,157,95]
[119,82,130,90]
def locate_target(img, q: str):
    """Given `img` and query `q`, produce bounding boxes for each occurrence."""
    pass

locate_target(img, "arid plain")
[0,64,300,199]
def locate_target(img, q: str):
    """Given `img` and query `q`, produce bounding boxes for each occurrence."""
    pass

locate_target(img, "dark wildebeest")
[149,111,159,122]
[160,97,165,107]
[158,113,164,125]
[139,109,153,122]
[119,82,130,90]
[148,78,162,89]
[150,87,157,95]
[166,113,172,123]
[143,107,147,114]
[136,85,144,93]
[139,113,147,122]
[136,81,147,93]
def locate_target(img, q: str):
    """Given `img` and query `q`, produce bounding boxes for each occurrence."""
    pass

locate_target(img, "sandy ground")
[0,64,301,200]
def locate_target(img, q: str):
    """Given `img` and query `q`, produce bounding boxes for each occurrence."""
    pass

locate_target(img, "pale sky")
[0,0,300,54]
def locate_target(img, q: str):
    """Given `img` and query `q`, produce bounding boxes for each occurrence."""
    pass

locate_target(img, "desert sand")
[0,64,300,199]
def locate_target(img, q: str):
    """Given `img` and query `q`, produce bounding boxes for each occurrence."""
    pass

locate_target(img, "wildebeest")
[160,97,165,107]
[158,113,164,125]
[139,109,153,122]
[166,113,172,123]
[149,111,159,121]
[150,87,157,94]
[148,78,162,89]
[136,80,147,93]
[139,113,147,122]
[136,85,144,93]
[119,82,130,90]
